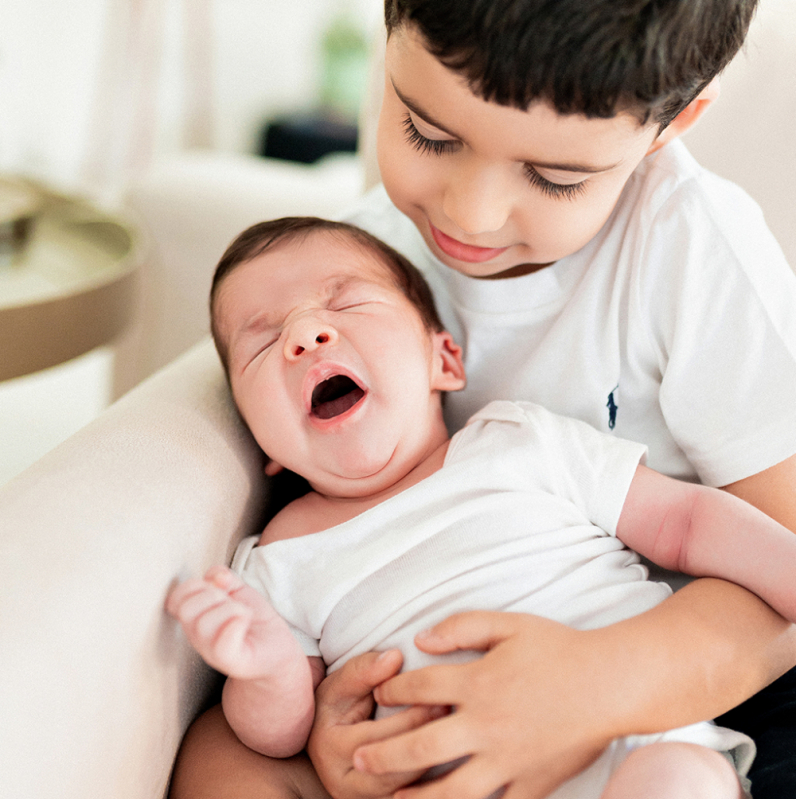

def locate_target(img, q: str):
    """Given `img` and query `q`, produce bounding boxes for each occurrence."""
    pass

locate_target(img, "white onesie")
[234,401,754,798]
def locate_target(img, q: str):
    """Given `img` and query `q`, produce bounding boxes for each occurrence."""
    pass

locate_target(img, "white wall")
[212,0,382,153]
[683,0,796,274]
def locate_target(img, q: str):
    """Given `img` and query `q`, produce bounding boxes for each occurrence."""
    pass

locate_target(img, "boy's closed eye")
[522,164,589,200]
[401,110,589,201]
[402,112,459,156]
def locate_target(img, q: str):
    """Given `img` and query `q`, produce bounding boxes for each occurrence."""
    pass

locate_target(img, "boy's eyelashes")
[401,113,589,201]
[522,164,588,200]
[402,113,459,156]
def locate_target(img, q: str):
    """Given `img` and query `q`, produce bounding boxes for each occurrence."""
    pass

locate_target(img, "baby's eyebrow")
[237,310,280,342]
[236,275,373,340]
[326,274,373,297]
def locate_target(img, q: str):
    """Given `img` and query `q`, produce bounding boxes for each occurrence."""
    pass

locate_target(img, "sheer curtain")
[0,0,382,207]
[0,0,214,206]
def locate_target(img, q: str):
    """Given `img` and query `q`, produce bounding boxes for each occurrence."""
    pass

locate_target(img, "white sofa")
[1,5,794,798]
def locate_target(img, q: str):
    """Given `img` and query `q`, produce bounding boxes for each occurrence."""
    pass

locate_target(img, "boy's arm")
[722,452,796,532]
[617,463,796,621]
[166,565,319,757]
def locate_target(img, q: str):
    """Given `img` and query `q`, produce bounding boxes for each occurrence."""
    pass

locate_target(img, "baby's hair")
[385,0,758,129]
[210,216,444,373]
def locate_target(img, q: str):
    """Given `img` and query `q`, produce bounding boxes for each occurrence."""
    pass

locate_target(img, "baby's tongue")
[311,375,365,419]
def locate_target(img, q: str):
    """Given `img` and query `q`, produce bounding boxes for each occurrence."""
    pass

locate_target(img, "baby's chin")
[310,452,411,499]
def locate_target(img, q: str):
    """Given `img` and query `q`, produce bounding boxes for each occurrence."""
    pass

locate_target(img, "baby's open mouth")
[311,375,366,420]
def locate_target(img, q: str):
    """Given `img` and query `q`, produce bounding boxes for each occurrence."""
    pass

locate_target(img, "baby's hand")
[166,565,292,681]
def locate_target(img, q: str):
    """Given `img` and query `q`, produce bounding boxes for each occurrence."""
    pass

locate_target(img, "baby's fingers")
[190,591,253,647]
[206,564,279,618]
[168,578,250,641]
[165,577,222,621]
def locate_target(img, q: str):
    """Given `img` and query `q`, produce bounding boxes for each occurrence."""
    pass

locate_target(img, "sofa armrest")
[0,339,267,799]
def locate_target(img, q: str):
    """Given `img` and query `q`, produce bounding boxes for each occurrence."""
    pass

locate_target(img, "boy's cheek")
[379,154,440,220]
[377,122,436,199]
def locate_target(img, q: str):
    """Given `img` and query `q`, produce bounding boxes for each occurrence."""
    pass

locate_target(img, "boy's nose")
[442,165,512,235]
[283,316,338,360]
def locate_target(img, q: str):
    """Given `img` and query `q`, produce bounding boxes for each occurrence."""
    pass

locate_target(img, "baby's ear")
[432,331,466,392]
[264,459,285,477]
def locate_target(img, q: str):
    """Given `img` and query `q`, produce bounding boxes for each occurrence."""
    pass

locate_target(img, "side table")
[0,178,140,381]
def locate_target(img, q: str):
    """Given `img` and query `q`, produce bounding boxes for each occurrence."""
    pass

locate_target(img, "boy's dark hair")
[385,0,758,128]
[210,216,444,372]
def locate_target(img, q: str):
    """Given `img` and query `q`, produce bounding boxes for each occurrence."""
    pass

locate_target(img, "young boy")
[169,3,796,799]
[169,216,796,799]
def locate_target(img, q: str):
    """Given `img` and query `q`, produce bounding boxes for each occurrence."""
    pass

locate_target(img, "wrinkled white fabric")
[235,401,754,797]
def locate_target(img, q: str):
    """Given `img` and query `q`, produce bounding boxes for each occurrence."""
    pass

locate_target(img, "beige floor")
[0,348,112,486]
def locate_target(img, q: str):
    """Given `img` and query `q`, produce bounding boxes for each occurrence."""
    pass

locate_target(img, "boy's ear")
[264,458,285,477]
[646,77,720,155]
[431,331,466,392]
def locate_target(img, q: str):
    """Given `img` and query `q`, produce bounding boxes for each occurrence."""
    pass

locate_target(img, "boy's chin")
[434,249,554,280]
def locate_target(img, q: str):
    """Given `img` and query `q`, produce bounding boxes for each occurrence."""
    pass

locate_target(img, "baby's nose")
[284,317,338,360]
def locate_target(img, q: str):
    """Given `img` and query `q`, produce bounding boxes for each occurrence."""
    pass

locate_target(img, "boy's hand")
[308,649,446,799]
[166,565,293,681]
[350,612,611,799]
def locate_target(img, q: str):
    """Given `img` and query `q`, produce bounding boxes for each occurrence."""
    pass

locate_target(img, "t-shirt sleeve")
[471,401,647,536]
[638,179,796,487]
[231,535,322,659]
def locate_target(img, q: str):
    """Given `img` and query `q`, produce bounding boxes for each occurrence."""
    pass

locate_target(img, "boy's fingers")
[309,704,439,799]
[315,649,404,721]
[413,610,522,655]
[373,663,464,708]
[354,713,471,776]
[345,704,450,748]
[370,705,450,739]
[394,759,502,799]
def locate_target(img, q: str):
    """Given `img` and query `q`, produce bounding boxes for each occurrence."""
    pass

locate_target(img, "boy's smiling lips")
[429,222,509,263]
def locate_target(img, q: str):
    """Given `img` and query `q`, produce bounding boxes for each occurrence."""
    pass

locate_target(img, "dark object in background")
[260,114,358,164]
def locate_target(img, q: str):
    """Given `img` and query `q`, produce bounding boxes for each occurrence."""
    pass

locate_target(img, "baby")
[168,217,796,799]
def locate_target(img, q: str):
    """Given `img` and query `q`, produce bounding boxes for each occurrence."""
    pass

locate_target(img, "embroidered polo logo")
[606,387,618,430]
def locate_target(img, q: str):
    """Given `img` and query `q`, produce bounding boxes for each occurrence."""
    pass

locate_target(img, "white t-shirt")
[344,141,796,489]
